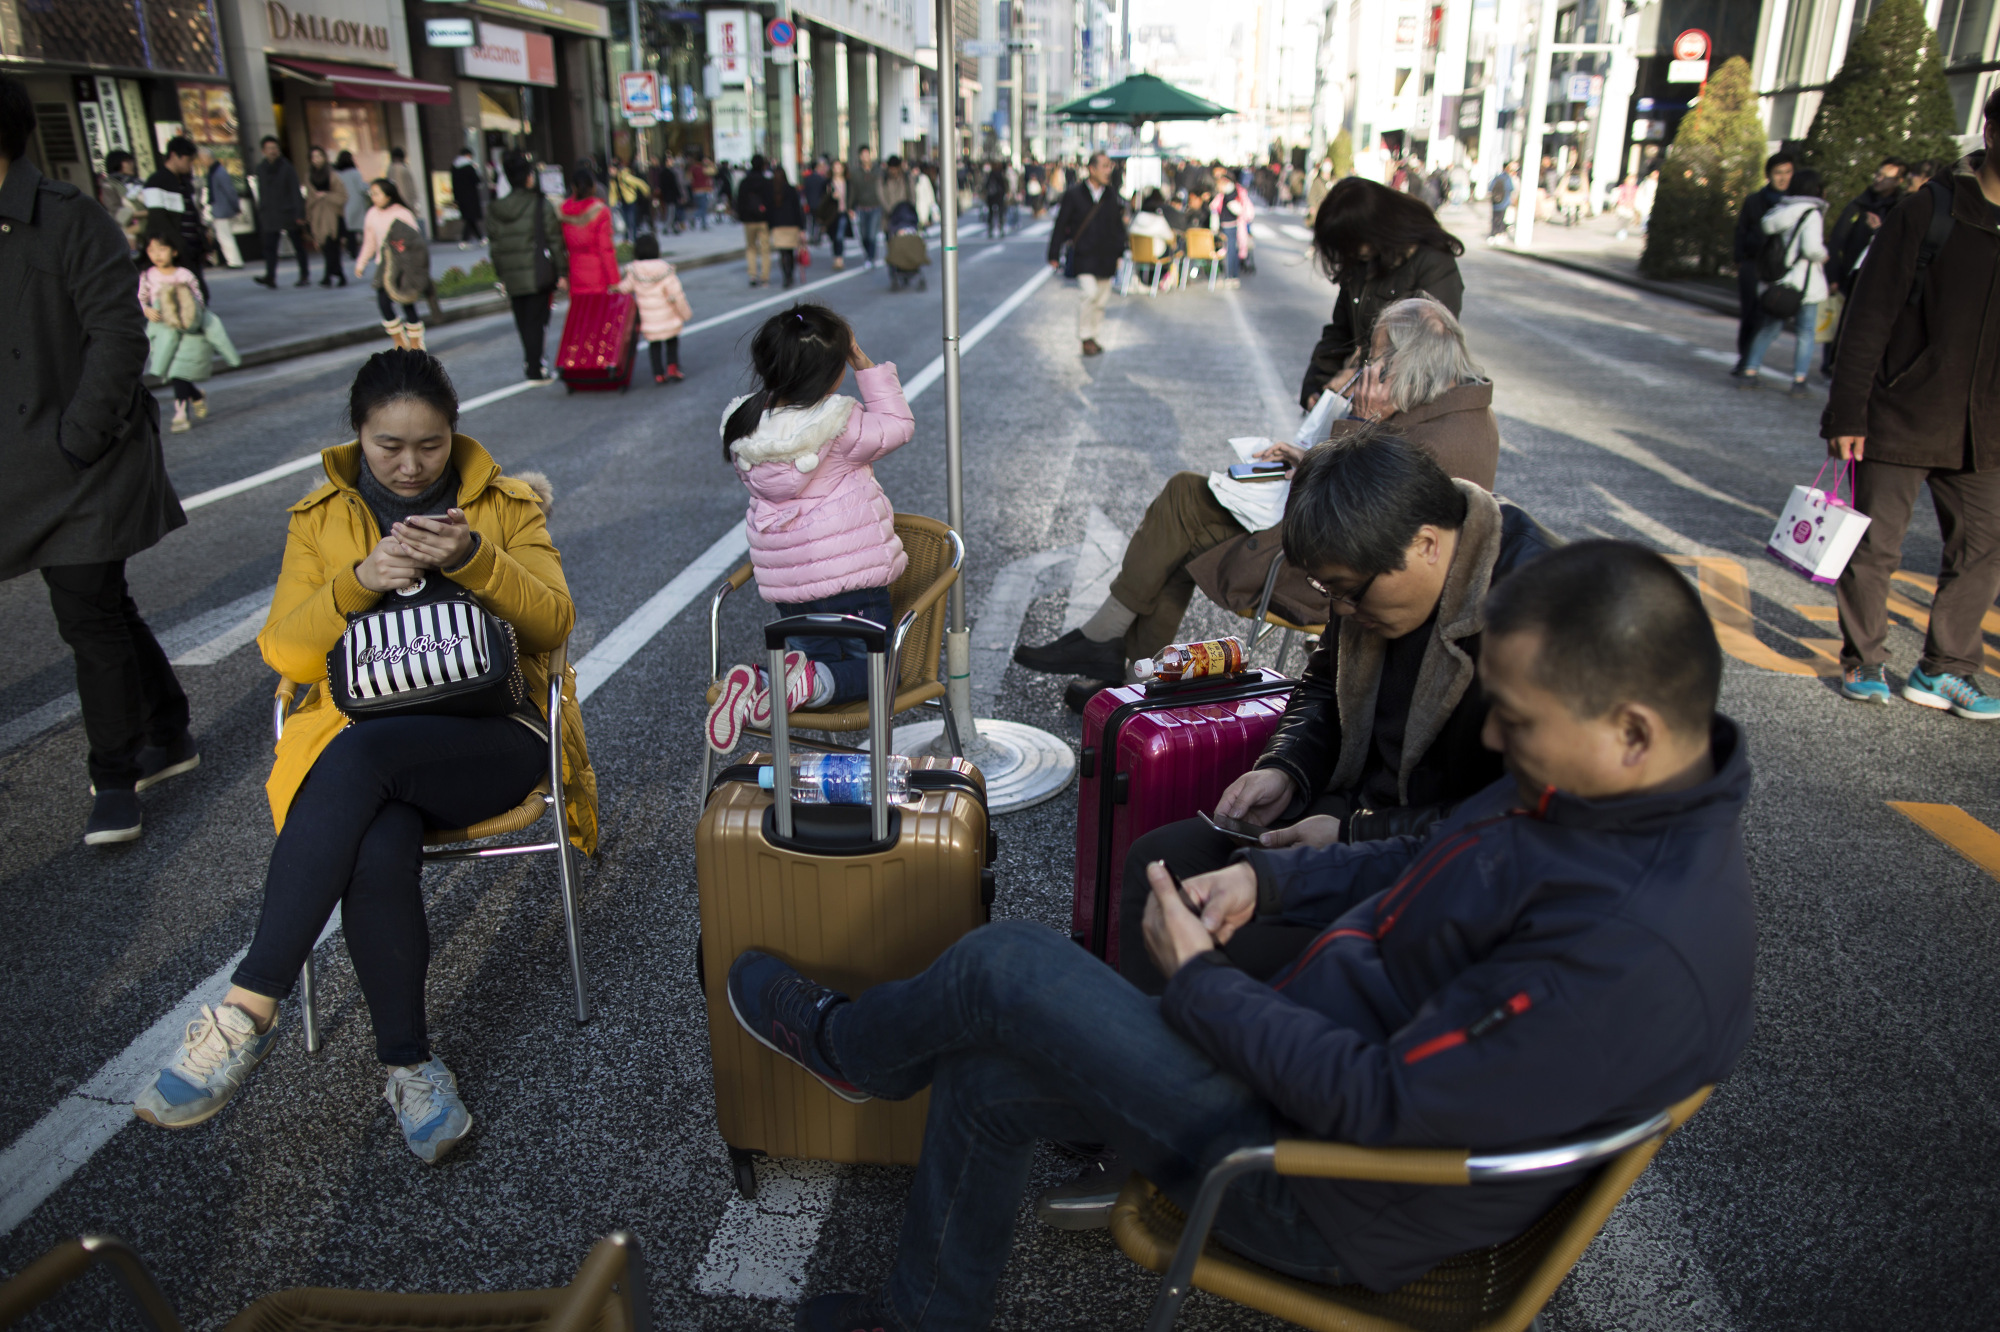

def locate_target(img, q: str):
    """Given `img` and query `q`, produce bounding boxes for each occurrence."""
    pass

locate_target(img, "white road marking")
[0,248,1064,1244]
[171,611,266,667]
[691,1159,842,1301]
[973,548,1077,718]
[1060,506,1127,634]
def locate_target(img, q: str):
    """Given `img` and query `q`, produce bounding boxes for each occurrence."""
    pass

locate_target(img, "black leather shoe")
[1035,1148,1125,1230]
[1013,629,1124,680]
[135,734,200,793]
[252,275,276,289]
[84,789,143,846]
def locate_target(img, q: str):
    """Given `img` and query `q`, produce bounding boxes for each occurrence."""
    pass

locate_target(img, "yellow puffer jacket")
[258,434,599,854]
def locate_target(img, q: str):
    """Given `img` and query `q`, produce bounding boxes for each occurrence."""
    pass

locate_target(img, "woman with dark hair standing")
[768,166,806,289]
[1299,177,1465,408]
[132,350,597,1161]
[559,164,618,295]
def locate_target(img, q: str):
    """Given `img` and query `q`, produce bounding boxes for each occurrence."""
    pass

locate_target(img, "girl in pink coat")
[613,233,692,382]
[706,304,915,752]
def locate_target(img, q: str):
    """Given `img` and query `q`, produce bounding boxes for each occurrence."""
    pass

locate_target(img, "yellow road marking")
[1663,556,1819,676]
[1888,802,2000,880]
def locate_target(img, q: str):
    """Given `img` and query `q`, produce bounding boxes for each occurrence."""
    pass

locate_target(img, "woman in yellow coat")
[133,350,596,1162]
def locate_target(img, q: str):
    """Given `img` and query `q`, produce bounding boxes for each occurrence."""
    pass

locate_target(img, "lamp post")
[912,0,1076,812]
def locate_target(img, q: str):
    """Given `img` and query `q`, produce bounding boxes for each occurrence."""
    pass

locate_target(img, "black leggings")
[170,379,204,402]
[646,337,680,376]
[376,288,419,324]
[233,716,543,1064]
[511,290,552,371]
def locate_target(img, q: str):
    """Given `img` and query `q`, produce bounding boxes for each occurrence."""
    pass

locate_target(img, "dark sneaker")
[1034,1148,1126,1230]
[1013,629,1125,680]
[797,1292,901,1332]
[135,734,200,793]
[1063,679,1115,714]
[84,789,142,845]
[726,951,870,1103]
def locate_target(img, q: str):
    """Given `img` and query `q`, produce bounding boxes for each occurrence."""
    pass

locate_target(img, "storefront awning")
[268,57,454,105]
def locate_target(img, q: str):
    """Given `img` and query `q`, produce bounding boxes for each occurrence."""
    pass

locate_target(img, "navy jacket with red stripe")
[1159,717,1755,1291]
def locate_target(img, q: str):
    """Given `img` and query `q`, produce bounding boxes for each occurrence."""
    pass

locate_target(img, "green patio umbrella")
[1050,72,1232,128]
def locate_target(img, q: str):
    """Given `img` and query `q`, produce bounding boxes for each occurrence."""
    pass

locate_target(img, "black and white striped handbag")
[326,576,527,721]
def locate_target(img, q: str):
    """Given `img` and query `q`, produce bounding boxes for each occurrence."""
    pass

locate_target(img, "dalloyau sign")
[264,1,393,55]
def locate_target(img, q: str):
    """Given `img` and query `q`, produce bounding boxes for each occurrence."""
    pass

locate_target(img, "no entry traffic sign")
[1672,28,1710,62]
[766,17,795,47]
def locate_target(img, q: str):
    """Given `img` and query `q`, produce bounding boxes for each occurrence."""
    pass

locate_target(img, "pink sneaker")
[750,652,817,726]
[707,664,758,752]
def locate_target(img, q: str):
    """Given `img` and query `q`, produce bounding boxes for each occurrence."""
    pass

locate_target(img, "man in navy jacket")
[730,539,1756,1332]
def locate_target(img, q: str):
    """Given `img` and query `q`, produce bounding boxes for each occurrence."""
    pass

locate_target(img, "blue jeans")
[233,716,543,1064]
[619,201,650,239]
[1746,299,1818,381]
[774,585,895,704]
[857,206,881,261]
[691,191,711,228]
[1222,224,1242,279]
[826,921,1349,1330]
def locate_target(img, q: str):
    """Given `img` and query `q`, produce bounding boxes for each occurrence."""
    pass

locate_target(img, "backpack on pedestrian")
[1758,209,1815,317]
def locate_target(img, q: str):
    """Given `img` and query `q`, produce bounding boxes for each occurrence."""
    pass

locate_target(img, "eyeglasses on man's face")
[1306,570,1377,610]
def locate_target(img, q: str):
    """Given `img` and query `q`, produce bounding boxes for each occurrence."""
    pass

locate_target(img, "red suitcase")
[1073,670,1295,968]
[556,292,638,392]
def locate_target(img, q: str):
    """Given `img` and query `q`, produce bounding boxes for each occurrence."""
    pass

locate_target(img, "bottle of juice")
[1131,636,1246,683]
[758,753,913,805]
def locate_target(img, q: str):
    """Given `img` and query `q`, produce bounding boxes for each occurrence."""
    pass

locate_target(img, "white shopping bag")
[1765,460,1871,584]
[1293,386,1350,448]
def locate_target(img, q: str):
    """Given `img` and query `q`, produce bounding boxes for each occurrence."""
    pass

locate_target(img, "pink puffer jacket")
[613,258,692,340]
[728,362,913,603]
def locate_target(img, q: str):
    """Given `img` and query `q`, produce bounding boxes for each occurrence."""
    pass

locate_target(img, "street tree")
[1802,0,1962,213]
[1641,56,1767,279]
[1330,127,1354,178]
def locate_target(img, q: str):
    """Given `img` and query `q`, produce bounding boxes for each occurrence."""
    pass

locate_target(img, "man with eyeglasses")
[1117,427,1557,993]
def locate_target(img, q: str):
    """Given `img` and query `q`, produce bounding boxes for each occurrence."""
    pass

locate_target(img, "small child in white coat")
[614,233,693,382]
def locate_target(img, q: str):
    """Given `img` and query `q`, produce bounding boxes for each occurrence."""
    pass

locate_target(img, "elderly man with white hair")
[1014,295,1499,685]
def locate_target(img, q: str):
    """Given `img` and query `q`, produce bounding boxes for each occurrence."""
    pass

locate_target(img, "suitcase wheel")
[730,1146,759,1200]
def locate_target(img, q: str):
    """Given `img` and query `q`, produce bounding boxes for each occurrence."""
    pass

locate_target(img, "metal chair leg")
[553,836,590,1025]
[1275,627,1297,676]
[1143,1146,1277,1332]
[941,696,965,758]
[699,742,715,811]
[299,954,321,1054]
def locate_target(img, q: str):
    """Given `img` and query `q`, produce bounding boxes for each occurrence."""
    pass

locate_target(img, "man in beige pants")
[1047,152,1125,356]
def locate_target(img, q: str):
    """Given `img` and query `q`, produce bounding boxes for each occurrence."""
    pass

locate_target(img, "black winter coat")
[143,166,205,262]
[1255,489,1557,842]
[451,162,485,222]
[254,154,305,231]
[734,170,771,223]
[1732,184,1785,263]
[1,160,183,579]
[1299,244,1463,407]
[1046,180,1126,278]
[1823,168,2000,470]
[1165,719,1754,1290]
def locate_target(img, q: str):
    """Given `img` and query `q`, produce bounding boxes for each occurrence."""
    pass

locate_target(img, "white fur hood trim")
[723,394,858,473]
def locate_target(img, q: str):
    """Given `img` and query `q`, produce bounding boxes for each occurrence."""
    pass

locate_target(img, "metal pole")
[776,0,799,180]
[1514,0,1558,251]
[939,0,975,746]
[627,0,644,166]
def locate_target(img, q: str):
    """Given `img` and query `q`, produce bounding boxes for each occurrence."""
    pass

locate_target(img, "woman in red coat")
[558,165,618,295]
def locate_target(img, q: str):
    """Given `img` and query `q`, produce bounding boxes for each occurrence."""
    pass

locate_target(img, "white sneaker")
[134,1003,279,1127]
[385,1057,474,1163]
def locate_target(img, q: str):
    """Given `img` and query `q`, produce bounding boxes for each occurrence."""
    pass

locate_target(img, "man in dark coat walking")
[144,134,209,301]
[0,79,194,845]
[450,149,485,243]
[252,134,309,288]
[1731,152,1793,374]
[1046,151,1126,356]
[1825,90,2000,719]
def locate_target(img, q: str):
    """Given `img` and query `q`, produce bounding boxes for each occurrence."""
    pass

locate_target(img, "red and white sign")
[1672,29,1711,61]
[706,9,751,88]
[618,70,659,116]
[461,21,556,87]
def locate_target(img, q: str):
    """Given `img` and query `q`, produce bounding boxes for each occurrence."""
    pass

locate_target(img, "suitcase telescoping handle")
[764,613,892,842]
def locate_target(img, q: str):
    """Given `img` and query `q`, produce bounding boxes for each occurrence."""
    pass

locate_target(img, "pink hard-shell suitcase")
[1073,669,1295,967]
[556,292,638,392]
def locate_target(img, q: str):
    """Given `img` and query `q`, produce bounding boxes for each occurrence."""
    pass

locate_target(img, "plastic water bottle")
[758,753,913,805]
[1132,636,1246,683]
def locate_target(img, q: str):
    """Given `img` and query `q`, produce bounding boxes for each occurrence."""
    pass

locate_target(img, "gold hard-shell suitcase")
[696,613,995,1198]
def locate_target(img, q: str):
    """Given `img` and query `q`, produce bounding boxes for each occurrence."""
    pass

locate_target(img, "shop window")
[304,99,389,180]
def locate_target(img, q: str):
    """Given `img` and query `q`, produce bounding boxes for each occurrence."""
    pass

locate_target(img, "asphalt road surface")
[2,205,1995,1331]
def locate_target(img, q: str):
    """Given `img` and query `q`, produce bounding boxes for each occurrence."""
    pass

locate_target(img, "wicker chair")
[1111,1088,1711,1332]
[1128,235,1174,296]
[274,636,589,1048]
[0,1231,651,1332]
[1222,544,1327,677]
[699,513,964,801]
[1181,227,1224,290]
